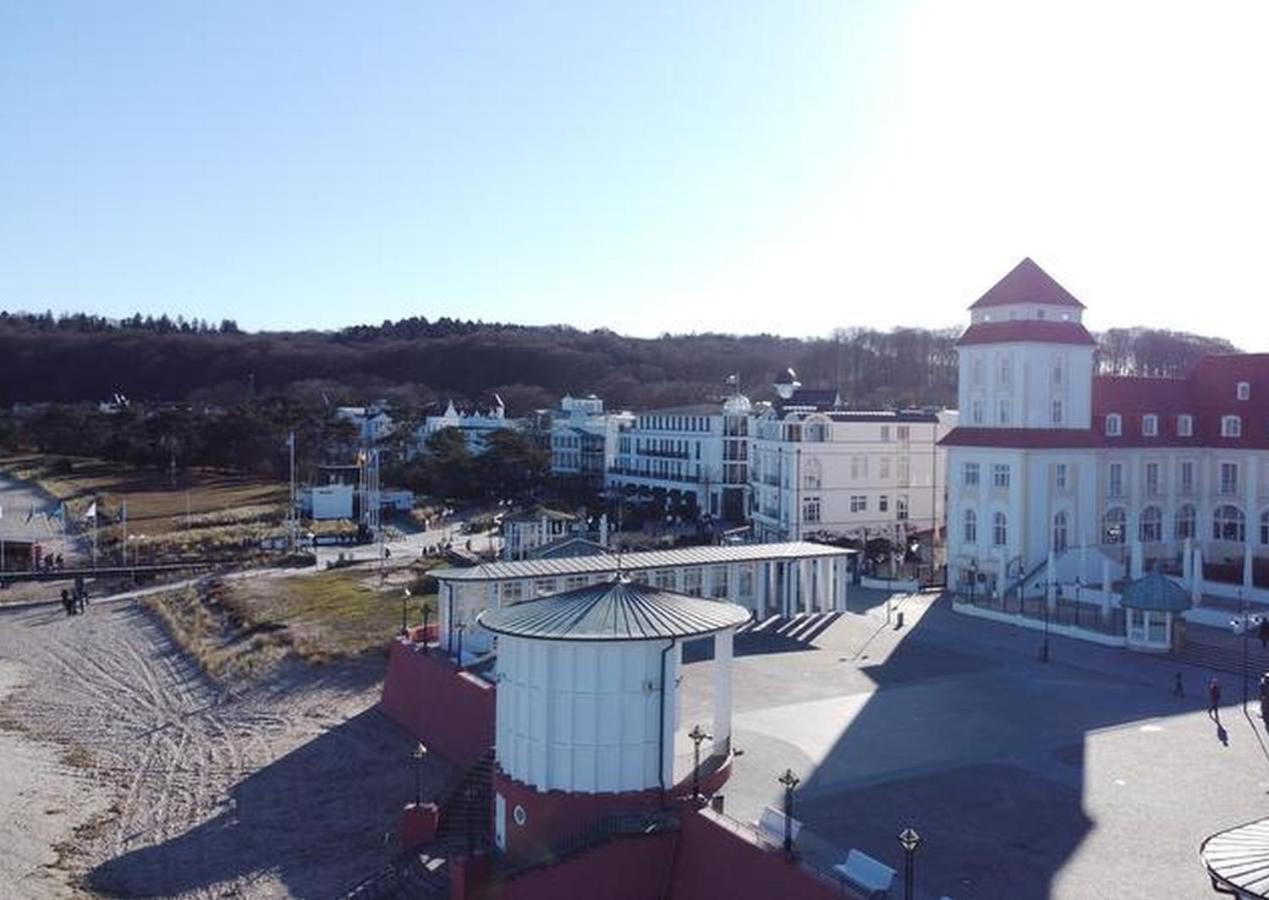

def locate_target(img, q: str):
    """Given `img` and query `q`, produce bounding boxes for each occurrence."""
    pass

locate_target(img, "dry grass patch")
[144,565,439,679]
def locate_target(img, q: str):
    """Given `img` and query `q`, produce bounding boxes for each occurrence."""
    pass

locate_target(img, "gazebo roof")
[1120,570,1191,612]
[476,577,750,642]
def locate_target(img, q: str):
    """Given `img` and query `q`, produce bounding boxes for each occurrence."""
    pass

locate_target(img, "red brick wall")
[379,639,495,769]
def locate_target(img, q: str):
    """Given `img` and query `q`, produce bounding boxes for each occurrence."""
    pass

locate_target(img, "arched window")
[1139,506,1162,543]
[803,458,822,490]
[1213,505,1246,542]
[1103,507,1126,544]
[804,417,829,442]
[992,512,1008,547]
[963,509,977,545]
[1052,511,1068,553]
[1175,504,1196,541]
[971,356,984,386]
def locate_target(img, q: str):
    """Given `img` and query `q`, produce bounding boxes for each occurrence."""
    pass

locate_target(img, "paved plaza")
[678,588,1269,899]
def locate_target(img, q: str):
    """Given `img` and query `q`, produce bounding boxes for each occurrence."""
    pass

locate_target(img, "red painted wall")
[494,834,677,900]
[669,809,860,900]
[380,639,495,769]
[493,766,666,861]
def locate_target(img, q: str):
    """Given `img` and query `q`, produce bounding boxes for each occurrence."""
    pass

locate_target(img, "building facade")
[418,396,520,455]
[943,258,1269,604]
[605,396,752,522]
[549,394,633,488]
[749,398,955,545]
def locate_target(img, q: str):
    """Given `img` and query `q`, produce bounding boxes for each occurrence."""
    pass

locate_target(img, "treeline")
[0,311,1238,414]
[0,310,241,335]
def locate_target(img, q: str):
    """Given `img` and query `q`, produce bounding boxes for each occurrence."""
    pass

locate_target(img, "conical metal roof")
[1120,570,1192,612]
[477,578,750,642]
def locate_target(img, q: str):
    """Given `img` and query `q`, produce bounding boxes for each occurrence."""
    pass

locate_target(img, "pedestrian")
[61,588,74,618]
[1173,672,1184,698]
[1209,676,1222,718]
[1258,618,1269,651]
[76,587,87,614]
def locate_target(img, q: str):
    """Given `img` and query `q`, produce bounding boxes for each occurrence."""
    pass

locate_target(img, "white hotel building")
[605,396,752,522]
[748,387,955,544]
[944,258,1269,606]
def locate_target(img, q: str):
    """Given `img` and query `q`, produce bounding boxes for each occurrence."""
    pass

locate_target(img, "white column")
[1101,556,1111,594]
[798,559,811,615]
[836,556,850,612]
[757,562,769,616]
[1182,536,1193,583]
[781,562,792,617]
[674,567,686,593]
[1130,540,1143,580]
[712,629,733,757]
[1247,465,1257,590]
[727,564,740,603]
[1046,550,1056,610]
[703,566,716,599]
[1193,545,1204,606]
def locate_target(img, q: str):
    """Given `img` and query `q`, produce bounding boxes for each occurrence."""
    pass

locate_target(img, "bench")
[833,849,896,899]
[753,805,802,848]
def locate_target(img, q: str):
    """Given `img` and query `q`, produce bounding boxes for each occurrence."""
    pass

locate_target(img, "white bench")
[753,805,802,847]
[833,849,896,899]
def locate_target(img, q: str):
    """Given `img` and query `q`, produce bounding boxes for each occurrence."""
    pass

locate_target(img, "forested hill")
[0,310,1238,413]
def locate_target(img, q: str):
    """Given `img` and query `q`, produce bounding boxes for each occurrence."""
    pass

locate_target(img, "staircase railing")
[499,810,681,880]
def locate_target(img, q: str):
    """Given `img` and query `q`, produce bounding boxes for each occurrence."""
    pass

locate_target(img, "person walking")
[61,588,74,617]
[1258,617,1269,651]
[1209,676,1222,719]
[1173,672,1184,698]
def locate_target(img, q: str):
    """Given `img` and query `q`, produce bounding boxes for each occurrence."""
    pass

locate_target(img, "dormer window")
[1177,414,1193,437]
[1105,414,1122,436]
[1142,414,1158,437]
[1222,415,1242,438]
[1237,382,1251,401]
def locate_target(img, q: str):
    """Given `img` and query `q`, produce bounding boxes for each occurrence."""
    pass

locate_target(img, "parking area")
[678,589,1269,899]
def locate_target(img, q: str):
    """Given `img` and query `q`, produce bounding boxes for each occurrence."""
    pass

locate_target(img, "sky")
[2,1,1268,347]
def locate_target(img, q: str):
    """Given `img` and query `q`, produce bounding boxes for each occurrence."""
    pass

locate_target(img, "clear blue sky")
[2,2,1267,346]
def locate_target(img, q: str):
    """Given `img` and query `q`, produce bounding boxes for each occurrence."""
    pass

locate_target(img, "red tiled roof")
[940,427,1101,449]
[942,357,1269,450]
[970,258,1086,310]
[956,320,1096,347]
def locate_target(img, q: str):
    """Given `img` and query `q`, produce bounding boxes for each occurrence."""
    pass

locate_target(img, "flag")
[84,501,97,521]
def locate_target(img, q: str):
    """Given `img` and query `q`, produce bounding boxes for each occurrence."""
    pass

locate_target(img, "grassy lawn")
[144,564,440,680]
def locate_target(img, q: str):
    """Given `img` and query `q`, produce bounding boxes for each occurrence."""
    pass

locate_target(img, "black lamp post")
[412,743,427,806]
[421,602,431,649]
[969,561,977,605]
[777,768,800,855]
[688,724,711,804]
[455,622,466,670]
[400,587,411,637]
[898,827,921,900]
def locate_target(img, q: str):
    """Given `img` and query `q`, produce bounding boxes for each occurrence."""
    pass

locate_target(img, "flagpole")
[122,501,128,568]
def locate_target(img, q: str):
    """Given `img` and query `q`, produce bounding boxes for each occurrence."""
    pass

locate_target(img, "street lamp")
[412,743,428,806]
[969,561,977,605]
[688,724,711,804]
[400,587,411,637]
[777,768,800,855]
[421,601,431,649]
[455,622,466,670]
[897,827,922,900]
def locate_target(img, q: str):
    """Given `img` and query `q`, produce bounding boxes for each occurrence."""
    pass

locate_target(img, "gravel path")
[0,593,447,898]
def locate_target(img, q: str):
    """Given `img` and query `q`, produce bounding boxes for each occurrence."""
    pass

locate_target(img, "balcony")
[638,447,691,460]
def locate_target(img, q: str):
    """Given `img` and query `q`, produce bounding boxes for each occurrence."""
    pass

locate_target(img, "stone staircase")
[336,750,494,900]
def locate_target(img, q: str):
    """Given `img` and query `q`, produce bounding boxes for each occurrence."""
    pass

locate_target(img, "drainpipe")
[658,637,679,799]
